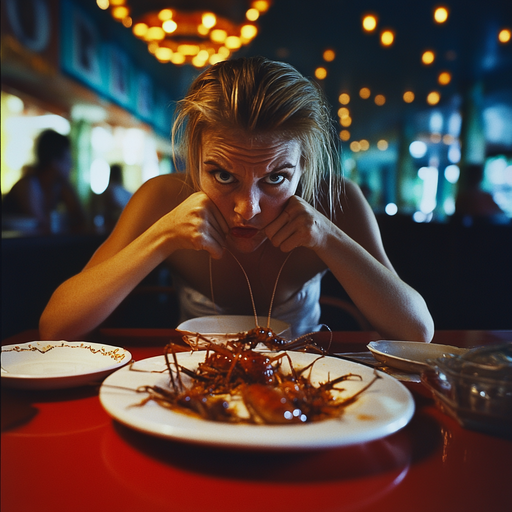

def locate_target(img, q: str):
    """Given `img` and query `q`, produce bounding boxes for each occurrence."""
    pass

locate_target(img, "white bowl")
[177,315,291,343]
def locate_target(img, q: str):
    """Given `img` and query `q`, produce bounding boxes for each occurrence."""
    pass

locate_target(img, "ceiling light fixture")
[98,0,272,67]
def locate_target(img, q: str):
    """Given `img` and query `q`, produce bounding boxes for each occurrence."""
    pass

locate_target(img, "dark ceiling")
[236,0,512,141]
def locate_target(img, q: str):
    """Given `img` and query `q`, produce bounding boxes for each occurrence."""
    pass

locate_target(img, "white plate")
[367,340,468,374]
[99,351,414,450]
[1,341,132,390]
[177,315,291,343]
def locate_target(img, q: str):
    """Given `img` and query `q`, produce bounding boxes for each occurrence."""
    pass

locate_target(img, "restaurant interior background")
[2,0,511,339]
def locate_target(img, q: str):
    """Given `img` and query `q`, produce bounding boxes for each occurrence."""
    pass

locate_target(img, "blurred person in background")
[100,163,132,231]
[2,129,87,234]
[455,163,508,224]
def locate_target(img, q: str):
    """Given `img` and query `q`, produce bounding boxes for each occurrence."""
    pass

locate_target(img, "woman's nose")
[234,188,261,220]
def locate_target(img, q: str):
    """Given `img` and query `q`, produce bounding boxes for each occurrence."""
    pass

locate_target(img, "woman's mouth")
[230,227,260,238]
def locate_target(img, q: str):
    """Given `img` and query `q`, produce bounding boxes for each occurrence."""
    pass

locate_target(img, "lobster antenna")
[226,248,293,329]
[209,255,221,315]
[266,251,293,328]
[226,249,259,327]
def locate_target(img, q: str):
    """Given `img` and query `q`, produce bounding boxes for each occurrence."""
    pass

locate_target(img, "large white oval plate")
[1,341,132,390]
[99,351,415,450]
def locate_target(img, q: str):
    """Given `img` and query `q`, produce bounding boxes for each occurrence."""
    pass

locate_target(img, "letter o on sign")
[5,0,51,53]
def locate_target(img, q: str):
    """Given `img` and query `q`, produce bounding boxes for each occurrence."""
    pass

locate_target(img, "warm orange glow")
[359,139,370,151]
[133,23,148,37]
[108,2,272,68]
[380,29,395,47]
[225,36,242,49]
[210,29,227,43]
[252,0,270,12]
[241,24,258,40]
[438,71,452,85]
[350,141,361,152]
[112,6,129,19]
[202,13,217,29]
[434,6,449,24]
[362,14,378,32]
[338,93,350,105]
[146,26,165,41]
[171,53,186,65]
[338,107,350,118]
[323,49,336,62]
[374,94,386,106]
[246,8,260,21]
[422,50,436,65]
[158,9,173,21]
[178,44,200,56]
[162,20,177,33]
[427,91,441,105]
[340,130,350,141]
[377,140,388,151]
[155,47,173,62]
[498,29,511,43]
[315,67,327,80]
[340,116,352,127]
[403,91,415,103]
[359,87,371,99]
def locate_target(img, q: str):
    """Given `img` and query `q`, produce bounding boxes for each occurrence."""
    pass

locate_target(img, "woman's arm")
[39,175,228,340]
[265,181,434,342]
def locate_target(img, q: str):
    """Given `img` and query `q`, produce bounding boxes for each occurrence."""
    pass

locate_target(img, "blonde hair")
[172,56,342,215]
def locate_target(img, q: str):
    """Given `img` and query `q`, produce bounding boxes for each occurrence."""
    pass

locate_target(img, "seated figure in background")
[455,164,508,224]
[2,129,87,234]
[100,163,132,231]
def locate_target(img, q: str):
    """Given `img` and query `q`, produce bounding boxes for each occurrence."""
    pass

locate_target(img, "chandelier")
[97,1,272,67]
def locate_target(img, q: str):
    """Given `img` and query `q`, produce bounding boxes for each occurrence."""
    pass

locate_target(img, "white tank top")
[172,271,326,338]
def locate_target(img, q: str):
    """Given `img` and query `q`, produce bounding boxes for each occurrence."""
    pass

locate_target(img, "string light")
[338,93,350,105]
[359,87,371,99]
[362,14,378,32]
[403,91,415,103]
[380,29,395,47]
[498,28,511,44]
[433,6,449,24]
[427,91,441,105]
[438,71,452,85]
[422,50,436,65]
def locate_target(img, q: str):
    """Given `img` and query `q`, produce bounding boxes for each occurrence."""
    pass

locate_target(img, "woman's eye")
[264,174,286,185]
[213,171,235,184]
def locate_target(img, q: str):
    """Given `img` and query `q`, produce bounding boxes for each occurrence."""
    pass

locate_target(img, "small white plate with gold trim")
[1,341,132,390]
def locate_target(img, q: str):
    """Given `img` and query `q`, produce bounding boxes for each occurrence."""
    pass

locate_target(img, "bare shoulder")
[92,173,194,258]
[126,173,193,222]
[333,179,393,267]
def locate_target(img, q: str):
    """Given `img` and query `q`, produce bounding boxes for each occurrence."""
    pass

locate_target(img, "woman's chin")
[226,232,267,253]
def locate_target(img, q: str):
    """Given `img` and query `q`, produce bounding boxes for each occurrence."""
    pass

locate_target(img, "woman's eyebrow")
[271,163,296,173]
[203,159,229,169]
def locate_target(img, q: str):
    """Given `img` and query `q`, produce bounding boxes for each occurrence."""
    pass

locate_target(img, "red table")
[2,329,512,512]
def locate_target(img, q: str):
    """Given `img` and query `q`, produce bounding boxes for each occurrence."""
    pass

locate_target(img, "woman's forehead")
[202,127,299,147]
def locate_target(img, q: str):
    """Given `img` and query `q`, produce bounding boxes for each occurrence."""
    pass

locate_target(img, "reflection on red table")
[2,329,512,512]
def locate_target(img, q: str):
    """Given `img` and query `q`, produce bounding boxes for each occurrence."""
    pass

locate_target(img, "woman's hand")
[264,196,333,252]
[162,191,229,259]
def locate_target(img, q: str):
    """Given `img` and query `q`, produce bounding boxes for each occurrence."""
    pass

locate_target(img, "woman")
[40,57,434,342]
[2,129,86,234]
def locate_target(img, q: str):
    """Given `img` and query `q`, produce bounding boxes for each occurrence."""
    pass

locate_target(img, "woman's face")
[199,130,302,253]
